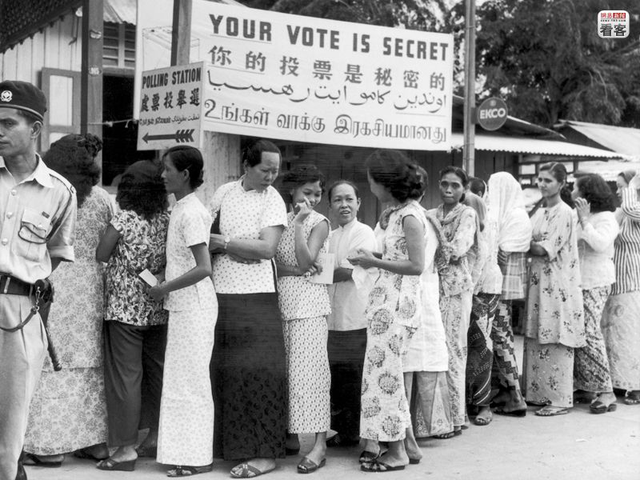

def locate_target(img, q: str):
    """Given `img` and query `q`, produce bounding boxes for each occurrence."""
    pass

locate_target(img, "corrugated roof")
[450,133,627,159]
[104,0,136,24]
[556,120,640,158]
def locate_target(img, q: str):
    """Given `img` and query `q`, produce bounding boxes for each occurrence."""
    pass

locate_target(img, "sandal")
[534,406,570,417]
[22,453,63,468]
[493,407,527,417]
[96,457,136,471]
[360,459,405,472]
[167,464,213,477]
[359,450,380,464]
[433,428,462,439]
[230,462,276,478]
[74,447,109,461]
[297,457,326,474]
[590,400,617,414]
[624,392,640,405]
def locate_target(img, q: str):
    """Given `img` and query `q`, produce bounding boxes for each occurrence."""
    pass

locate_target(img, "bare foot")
[474,406,493,426]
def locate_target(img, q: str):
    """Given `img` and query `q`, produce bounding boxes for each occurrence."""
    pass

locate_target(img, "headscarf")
[620,170,636,185]
[487,172,532,253]
[462,191,486,232]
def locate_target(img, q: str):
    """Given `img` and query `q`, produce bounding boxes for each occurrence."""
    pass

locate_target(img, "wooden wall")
[0,13,82,83]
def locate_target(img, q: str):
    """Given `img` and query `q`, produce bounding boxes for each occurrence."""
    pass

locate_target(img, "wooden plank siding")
[1,13,82,83]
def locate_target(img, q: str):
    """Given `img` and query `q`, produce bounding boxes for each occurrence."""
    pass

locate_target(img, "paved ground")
[24,336,640,480]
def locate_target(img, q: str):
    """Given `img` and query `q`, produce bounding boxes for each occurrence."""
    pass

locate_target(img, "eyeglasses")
[439,180,463,189]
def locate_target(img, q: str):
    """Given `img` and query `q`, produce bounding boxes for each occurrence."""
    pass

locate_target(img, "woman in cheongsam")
[348,150,426,473]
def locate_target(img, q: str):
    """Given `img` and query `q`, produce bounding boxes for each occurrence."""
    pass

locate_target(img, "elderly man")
[0,80,76,480]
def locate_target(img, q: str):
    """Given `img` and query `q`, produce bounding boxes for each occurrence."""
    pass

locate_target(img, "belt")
[0,274,33,296]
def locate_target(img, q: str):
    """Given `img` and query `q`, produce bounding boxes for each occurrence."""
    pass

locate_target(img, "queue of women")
[20,135,639,477]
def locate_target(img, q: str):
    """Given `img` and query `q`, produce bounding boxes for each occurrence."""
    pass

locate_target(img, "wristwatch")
[223,235,231,250]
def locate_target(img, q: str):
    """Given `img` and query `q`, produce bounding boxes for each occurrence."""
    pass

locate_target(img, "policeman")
[0,80,76,480]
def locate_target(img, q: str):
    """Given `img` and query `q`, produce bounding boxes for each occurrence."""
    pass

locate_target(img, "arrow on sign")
[142,129,195,144]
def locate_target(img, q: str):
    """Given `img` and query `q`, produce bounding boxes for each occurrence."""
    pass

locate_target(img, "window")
[103,22,135,70]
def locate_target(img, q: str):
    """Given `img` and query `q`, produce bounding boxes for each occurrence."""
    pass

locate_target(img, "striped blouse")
[612,187,640,295]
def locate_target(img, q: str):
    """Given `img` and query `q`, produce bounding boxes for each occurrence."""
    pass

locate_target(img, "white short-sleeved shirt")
[327,219,377,331]
[0,155,76,283]
[164,193,215,311]
[209,179,287,294]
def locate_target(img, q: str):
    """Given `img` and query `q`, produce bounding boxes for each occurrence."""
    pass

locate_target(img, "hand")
[574,197,591,223]
[303,260,323,278]
[347,248,377,269]
[148,283,166,301]
[294,198,313,225]
[629,173,640,191]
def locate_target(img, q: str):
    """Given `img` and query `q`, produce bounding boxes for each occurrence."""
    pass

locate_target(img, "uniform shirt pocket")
[16,207,50,262]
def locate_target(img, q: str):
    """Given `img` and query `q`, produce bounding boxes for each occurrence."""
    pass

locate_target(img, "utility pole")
[462,0,476,176]
[171,0,240,204]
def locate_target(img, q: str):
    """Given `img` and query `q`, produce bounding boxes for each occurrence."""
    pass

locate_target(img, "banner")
[137,0,453,150]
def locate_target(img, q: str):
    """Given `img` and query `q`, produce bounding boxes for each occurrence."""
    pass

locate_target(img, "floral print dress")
[525,202,585,347]
[523,202,585,407]
[360,200,425,442]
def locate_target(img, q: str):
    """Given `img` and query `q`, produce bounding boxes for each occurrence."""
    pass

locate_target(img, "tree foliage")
[244,0,454,33]
[474,0,640,127]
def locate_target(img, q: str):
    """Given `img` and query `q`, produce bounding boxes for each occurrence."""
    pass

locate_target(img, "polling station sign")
[191,2,453,150]
[137,62,205,151]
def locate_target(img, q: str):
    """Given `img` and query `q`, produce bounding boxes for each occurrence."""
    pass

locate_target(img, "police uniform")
[0,80,76,480]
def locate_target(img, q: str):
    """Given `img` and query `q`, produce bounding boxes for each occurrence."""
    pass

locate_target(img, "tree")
[244,0,454,33]
[474,0,640,127]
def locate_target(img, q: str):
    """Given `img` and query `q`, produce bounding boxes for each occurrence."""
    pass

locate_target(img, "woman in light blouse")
[208,139,288,478]
[571,174,619,413]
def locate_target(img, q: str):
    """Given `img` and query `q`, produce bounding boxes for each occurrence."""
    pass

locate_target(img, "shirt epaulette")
[47,168,77,196]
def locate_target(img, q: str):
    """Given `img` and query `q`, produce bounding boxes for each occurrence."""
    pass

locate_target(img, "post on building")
[81,0,104,170]
[462,0,476,176]
[171,0,240,204]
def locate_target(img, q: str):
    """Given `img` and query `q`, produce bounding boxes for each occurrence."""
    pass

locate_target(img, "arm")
[295,218,329,272]
[333,267,353,283]
[149,243,211,300]
[96,224,121,263]
[529,207,572,260]
[210,225,284,260]
[277,219,330,277]
[579,212,619,253]
[348,215,425,275]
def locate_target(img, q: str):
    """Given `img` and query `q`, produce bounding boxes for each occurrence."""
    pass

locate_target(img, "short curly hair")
[366,150,424,203]
[116,160,168,219]
[43,134,102,208]
[575,174,616,213]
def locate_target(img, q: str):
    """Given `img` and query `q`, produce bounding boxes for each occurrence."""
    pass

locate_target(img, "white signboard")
[137,62,205,151]
[136,0,453,150]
